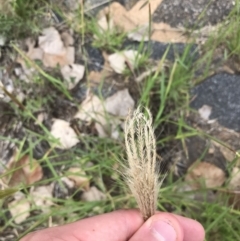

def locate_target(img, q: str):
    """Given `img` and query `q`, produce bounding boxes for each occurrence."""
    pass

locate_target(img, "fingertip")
[174,214,205,241]
[130,212,184,241]
[149,213,184,241]
[195,222,205,241]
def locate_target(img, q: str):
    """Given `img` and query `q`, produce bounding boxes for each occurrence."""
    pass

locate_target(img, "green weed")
[1,1,240,241]
[86,17,127,52]
[0,0,48,39]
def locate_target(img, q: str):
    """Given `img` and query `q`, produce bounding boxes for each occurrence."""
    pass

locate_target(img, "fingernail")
[151,219,177,241]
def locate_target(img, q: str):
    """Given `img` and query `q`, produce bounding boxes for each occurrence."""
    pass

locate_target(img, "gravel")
[191,73,240,131]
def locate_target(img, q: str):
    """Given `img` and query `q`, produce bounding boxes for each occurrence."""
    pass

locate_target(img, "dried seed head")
[124,106,164,221]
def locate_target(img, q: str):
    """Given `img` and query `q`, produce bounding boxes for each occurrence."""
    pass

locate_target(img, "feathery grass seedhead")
[124,106,163,221]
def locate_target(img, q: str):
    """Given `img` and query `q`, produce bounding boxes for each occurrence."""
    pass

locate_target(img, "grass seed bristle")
[124,106,164,221]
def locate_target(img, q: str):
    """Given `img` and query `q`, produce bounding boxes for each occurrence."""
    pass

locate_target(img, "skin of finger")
[129,213,184,241]
[129,212,205,241]
[173,214,205,241]
[20,209,144,241]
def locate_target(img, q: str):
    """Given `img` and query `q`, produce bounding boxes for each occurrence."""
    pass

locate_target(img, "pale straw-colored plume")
[124,106,164,221]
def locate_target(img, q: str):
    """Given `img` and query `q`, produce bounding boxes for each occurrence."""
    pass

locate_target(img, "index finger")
[21,209,144,241]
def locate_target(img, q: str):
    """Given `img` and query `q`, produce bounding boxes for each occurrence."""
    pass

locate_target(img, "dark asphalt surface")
[153,0,234,28]
[85,0,234,29]
[123,40,199,61]
[191,73,240,131]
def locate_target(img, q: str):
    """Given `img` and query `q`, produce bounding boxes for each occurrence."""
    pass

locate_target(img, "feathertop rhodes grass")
[124,107,165,221]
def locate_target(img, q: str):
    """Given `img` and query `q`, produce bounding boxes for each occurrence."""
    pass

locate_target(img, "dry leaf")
[34,112,48,125]
[99,2,134,31]
[42,46,75,68]
[105,88,135,117]
[61,64,85,89]
[81,186,106,201]
[8,192,30,224]
[229,167,240,190]
[127,24,149,41]
[151,23,187,42]
[39,27,66,55]
[186,162,226,189]
[65,167,90,190]
[130,1,187,43]
[37,28,75,67]
[20,28,75,70]
[95,118,121,139]
[6,154,43,187]
[211,140,236,162]
[99,1,188,43]
[97,15,114,31]
[198,105,212,121]
[61,31,74,46]
[136,66,159,83]
[75,89,134,138]
[127,0,163,25]
[74,93,106,122]
[30,186,53,213]
[108,53,126,74]
[50,119,79,149]
[74,93,108,137]
[61,176,75,189]
[214,128,240,161]
[227,167,240,209]
[108,50,141,74]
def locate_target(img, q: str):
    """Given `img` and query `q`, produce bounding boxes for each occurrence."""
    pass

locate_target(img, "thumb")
[129,213,184,241]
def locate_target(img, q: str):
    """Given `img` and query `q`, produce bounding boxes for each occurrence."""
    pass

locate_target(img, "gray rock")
[153,0,234,28]
[191,73,240,131]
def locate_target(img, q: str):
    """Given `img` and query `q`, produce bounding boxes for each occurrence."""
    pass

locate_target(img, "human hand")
[20,209,205,241]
